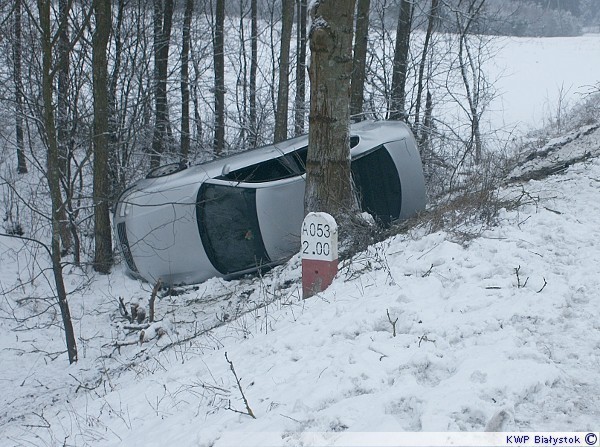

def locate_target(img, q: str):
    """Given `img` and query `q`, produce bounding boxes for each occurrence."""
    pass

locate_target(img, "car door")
[196,175,305,276]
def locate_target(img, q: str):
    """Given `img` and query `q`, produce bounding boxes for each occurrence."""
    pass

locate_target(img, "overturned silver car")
[114,120,426,285]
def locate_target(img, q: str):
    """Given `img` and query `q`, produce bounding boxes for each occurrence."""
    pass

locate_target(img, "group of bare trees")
[0,0,498,362]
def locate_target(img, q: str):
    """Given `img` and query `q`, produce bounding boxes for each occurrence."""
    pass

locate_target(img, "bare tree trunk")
[108,0,124,197]
[180,0,193,164]
[305,0,357,221]
[294,0,307,136]
[151,0,174,168]
[235,0,249,149]
[419,89,434,151]
[414,0,438,139]
[55,0,73,256]
[57,0,70,178]
[38,0,78,365]
[249,0,258,147]
[350,0,370,121]
[389,0,413,121]
[274,0,295,143]
[92,0,113,274]
[192,53,204,146]
[455,0,486,164]
[14,0,28,174]
[213,0,225,155]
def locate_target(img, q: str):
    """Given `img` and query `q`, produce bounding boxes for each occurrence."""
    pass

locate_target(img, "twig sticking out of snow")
[386,309,398,337]
[149,279,162,323]
[225,352,256,419]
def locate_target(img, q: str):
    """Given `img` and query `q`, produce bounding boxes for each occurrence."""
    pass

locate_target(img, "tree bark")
[294,0,308,136]
[389,0,413,121]
[38,0,78,364]
[350,0,371,121]
[55,0,73,256]
[305,0,357,221]
[414,0,439,140]
[151,0,174,168]
[57,0,70,178]
[13,0,28,174]
[92,0,113,274]
[249,0,258,148]
[108,0,124,198]
[274,0,295,143]
[180,0,193,164]
[213,0,225,155]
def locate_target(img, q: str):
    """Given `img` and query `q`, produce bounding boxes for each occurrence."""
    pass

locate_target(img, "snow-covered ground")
[489,34,600,133]
[2,34,600,446]
[2,127,600,446]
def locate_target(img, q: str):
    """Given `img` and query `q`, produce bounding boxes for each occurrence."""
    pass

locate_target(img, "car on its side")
[114,120,426,286]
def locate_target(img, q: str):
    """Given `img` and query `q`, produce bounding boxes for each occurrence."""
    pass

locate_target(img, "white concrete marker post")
[301,212,338,299]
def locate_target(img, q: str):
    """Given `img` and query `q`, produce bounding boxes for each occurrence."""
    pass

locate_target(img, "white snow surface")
[2,133,600,445]
[488,34,600,133]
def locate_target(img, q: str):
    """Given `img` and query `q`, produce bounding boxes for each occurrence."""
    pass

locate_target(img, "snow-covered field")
[488,34,600,133]
[1,35,600,446]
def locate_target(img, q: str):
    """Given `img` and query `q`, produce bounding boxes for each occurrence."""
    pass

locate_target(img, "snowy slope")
[1,127,599,446]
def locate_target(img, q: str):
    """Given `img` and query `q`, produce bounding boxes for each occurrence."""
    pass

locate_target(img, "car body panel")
[114,120,426,285]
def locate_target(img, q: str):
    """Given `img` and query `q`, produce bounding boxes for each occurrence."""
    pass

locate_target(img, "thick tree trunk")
[213,0,225,155]
[38,0,78,364]
[305,0,357,221]
[389,0,413,121]
[294,0,307,136]
[14,0,28,174]
[92,0,113,274]
[274,0,295,143]
[350,0,370,121]
[180,0,193,164]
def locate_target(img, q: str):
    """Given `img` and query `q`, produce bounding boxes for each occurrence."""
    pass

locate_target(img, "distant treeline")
[449,0,600,37]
